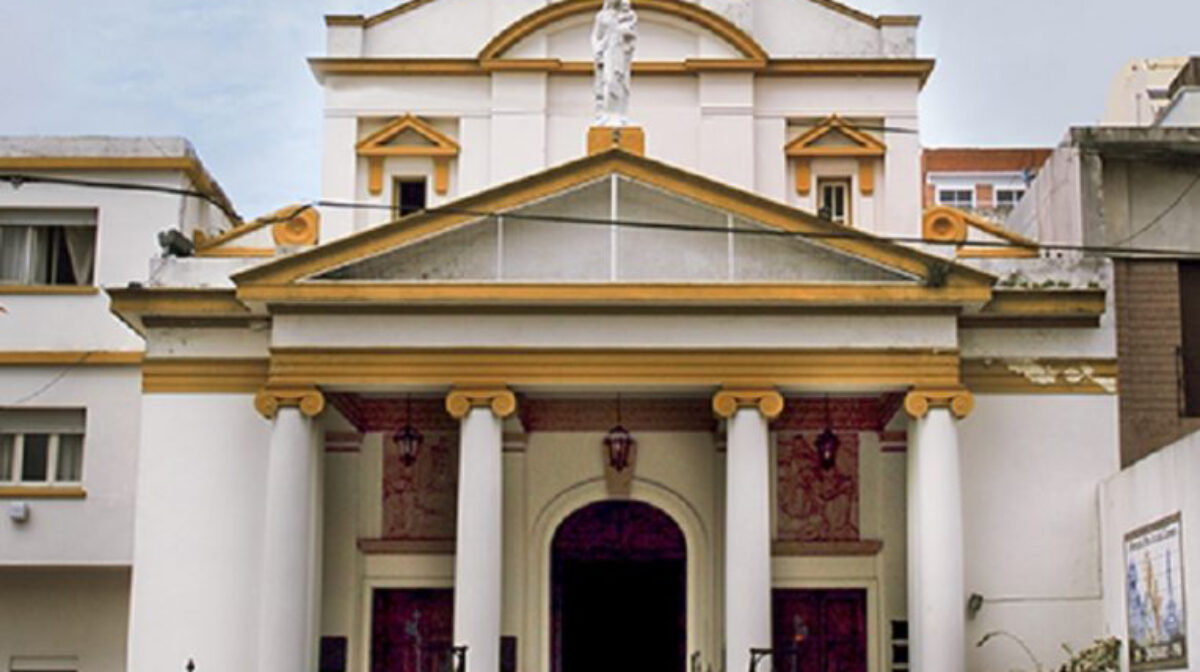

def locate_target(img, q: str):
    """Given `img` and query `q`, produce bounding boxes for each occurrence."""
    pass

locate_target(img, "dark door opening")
[772,589,867,672]
[552,501,687,672]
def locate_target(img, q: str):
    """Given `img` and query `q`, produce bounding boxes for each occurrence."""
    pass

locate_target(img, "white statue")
[592,0,638,127]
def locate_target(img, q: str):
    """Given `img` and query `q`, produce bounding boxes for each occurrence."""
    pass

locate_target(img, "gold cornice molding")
[0,351,142,366]
[903,387,974,419]
[143,358,269,394]
[307,58,936,86]
[267,348,961,389]
[711,388,785,420]
[0,285,100,295]
[239,283,992,308]
[445,387,518,420]
[254,386,326,419]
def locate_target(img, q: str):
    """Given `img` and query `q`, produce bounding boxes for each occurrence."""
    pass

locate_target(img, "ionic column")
[446,387,518,672]
[904,388,973,672]
[713,388,784,672]
[253,387,326,672]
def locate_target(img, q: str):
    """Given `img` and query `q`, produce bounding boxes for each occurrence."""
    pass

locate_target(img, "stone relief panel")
[776,432,860,542]
[382,429,459,540]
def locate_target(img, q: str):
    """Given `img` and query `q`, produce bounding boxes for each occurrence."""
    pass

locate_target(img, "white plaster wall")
[0,170,192,351]
[272,313,958,350]
[1100,431,1200,672]
[143,326,270,359]
[0,567,130,670]
[959,395,1120,672]
[126,394,271,672]
[0,366,140,565]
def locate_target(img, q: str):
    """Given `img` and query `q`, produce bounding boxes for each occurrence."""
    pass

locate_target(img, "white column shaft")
[725,407,773,672]
[454,407,504,672]
[257,408,316,672]
[907,407,965,671]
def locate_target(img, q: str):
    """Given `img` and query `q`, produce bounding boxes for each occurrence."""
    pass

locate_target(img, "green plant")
[1056,638,1121,672]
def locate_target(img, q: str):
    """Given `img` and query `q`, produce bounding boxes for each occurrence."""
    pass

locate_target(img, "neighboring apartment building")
[1009,57,1200,672]
[0,138,237,670]
[921,147,1052,219]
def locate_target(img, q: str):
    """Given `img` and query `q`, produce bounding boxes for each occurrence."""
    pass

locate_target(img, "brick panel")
[1115,260,1200,466]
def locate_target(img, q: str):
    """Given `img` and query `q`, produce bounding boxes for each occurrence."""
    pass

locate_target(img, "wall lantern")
[603,395,636,473]
[815,396,840,471]
[393,396,424,468]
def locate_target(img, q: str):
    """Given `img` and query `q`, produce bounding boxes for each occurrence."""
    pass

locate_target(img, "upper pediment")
[232,149,994,308]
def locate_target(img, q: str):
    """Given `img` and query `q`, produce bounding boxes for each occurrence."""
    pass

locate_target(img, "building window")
[817,178,852,226]
[995,189,1025,208]
[1181,262,1200,417]
[0,410,85,485]
[0,210,97,286]
[392,177,428,218]
[937,189,974,209]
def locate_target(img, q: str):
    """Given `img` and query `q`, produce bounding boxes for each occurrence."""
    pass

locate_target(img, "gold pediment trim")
[785,115,886,158]
[478,0,768,62]
[356,114,460,195]
[231,149,993,293]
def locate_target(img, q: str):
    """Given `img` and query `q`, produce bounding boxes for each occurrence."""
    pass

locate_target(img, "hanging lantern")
[603,395,636,472]
[393,396,424,468]
[815,396,840,471]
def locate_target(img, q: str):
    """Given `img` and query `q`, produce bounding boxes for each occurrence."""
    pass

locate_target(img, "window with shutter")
[1180,261,1200,417]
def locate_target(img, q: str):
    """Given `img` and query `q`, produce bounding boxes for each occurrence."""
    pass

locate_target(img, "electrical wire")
[0,173,242,223]
[4,352,93,406]
[1110,172,1200,247]
[7,172,1200,258]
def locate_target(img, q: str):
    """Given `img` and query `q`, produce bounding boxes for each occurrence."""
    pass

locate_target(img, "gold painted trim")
[712,388,785,420]
[143,358,269,394]
[973,289,1106,323]
[255,386,326,419]
[268,348,961,389]
[356,114,460,196]
[478,0,769,61]
[194,247,276,258]
[307,58,936,85]
[108,287,252,335]
[445,387,517,419]
[238,283,992,308]
[962,358,1117,395]
[785,115,887,158]
[0,351,142,366]
[232,150,993,290]
[904,387,974,419]
[922,206,1040,258]
[0,485,86,499]
[0,285,99,295]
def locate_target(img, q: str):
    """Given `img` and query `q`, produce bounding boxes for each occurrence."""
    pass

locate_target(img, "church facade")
[0,2,1132,672]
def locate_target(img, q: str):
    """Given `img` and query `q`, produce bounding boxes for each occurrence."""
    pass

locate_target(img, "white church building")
[2,1,1185,672]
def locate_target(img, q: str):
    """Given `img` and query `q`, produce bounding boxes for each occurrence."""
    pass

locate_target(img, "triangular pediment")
[233,150,994,306]
[356,114,459,158]
[785,116,886,158]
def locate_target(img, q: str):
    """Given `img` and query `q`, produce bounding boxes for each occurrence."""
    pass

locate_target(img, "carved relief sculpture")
[592,0,638,126]
[776,432,860,541]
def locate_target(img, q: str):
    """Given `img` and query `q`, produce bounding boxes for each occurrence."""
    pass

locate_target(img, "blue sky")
[2,0,1197,217]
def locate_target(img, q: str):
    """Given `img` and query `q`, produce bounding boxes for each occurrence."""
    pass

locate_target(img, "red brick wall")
[1115,260,1200,466]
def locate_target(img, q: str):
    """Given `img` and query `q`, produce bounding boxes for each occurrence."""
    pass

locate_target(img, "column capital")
[712,388,785,420]
[446,387,517,420]
[255,386,326,419]
[904,387,973,419]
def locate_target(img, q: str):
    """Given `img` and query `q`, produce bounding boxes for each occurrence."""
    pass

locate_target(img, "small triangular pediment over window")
[785,116,886,158]
[356,115,459,158]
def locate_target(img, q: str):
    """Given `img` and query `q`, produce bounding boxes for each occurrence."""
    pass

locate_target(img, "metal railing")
[749,646,806,672]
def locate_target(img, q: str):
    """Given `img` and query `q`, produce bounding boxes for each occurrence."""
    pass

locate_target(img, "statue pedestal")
[587,126,645,157]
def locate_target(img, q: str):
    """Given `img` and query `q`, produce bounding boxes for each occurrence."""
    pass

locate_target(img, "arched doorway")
[551,500,687,672]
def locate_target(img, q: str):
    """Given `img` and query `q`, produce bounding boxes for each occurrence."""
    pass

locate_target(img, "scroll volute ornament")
[255,387,326,419]
[903,387,974,419]
[445,387,518,419]
[271,205,320,247]
[712,388,785,420]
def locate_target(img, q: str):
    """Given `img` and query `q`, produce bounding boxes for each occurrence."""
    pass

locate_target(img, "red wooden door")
[371,588,454,672]
[772,589,867,672]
